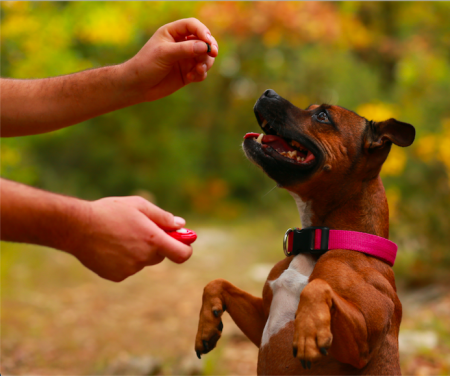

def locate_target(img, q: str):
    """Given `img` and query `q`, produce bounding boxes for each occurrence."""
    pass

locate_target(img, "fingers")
[115,196,193,263]
[163,39,217,66]
[196,63,208,76]
[187,34,218,82]
[160,18,218,65]
[129,196,185,230]
[209,35,219,58]
[150,226,193,264]
[187,70,207,83]
[122,197,193,263]
[195,35,219,69]
[164,18,212,45]
[185,34,219,57]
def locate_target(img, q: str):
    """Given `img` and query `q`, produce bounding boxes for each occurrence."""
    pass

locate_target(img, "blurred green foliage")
[1,2,450,285]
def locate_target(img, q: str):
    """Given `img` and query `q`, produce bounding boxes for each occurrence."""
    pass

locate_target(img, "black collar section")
[283,226,330,257]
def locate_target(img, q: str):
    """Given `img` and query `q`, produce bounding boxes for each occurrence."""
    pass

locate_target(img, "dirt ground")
[2,221,450,375]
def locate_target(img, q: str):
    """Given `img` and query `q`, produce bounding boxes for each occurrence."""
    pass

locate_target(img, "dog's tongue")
[243,133,295,153]
[262,135,295,152]
[244,132,260,139]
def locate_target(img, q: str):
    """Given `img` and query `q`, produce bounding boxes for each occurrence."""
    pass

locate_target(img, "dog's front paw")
[194,279,226,359]
[292,279,333,369]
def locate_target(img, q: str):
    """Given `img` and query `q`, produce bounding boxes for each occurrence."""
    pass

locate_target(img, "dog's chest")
[260,254,316,347]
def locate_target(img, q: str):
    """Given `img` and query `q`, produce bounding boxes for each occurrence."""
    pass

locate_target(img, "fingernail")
[206,32,212,43]
[194,41,207,55]
[174,216,185,227]
[202,63,207,72]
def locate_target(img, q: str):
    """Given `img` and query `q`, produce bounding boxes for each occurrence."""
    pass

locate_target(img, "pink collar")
[283,227,397,266]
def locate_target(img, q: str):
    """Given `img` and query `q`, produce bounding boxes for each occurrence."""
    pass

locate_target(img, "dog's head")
[243,90,415,194]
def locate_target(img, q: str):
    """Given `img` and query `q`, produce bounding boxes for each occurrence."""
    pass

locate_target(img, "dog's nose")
[263,89,279,98]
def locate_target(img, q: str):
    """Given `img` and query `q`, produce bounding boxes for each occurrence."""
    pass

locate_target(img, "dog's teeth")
[262,119,268,128]
[256,134,264,144]
[286,150,297,159]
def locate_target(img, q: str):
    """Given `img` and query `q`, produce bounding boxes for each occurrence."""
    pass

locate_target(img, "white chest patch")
[289,192,313,228]
[260,254,316,347]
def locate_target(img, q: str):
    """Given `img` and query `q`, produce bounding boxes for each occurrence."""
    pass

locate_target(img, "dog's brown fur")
[195,90,415,375]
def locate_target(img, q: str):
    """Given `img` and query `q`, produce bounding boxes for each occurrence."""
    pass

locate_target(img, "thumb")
[163,40,209,64]
[151,227,193,264]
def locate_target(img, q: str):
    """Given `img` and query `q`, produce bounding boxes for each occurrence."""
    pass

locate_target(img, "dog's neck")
[289,176,389,239]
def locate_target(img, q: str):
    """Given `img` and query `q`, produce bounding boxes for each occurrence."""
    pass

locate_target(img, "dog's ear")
[366,118,416,149]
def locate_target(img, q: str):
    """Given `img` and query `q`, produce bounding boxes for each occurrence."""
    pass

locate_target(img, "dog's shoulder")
[311,249,399,300]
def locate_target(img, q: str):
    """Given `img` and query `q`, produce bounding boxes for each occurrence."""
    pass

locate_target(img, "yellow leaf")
[382,147,406,176]
[415,135,437,162]
[357,102,397,122]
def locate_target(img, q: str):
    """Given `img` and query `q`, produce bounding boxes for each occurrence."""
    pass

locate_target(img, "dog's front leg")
[292,265,397,370]
[195,278,265,357]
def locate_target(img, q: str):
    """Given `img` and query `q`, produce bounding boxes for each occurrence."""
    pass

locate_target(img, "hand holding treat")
[122,18,219,102]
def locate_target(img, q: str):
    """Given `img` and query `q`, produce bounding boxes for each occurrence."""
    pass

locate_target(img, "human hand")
[70,196,193,282]
[122,18,219,102]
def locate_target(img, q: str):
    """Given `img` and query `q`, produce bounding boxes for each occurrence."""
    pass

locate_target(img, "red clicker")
[166,228,197,245]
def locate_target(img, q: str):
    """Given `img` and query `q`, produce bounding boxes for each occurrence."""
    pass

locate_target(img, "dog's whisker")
[261,185,278,198]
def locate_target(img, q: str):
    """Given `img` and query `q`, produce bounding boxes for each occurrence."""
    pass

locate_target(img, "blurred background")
[1,2,449,375]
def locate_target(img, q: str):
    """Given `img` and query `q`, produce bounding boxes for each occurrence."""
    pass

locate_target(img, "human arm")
[0,178,193,282]
[0,18,219,137]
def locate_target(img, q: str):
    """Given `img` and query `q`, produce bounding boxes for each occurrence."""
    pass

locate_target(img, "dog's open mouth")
[244,117,316,165]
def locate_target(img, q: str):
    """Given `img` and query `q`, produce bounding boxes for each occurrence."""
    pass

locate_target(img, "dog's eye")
[316,111,328,122]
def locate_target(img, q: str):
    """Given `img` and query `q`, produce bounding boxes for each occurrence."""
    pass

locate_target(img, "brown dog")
[194,89,415,375]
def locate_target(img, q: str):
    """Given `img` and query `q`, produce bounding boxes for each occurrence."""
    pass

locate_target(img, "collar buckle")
[283,226,330,257]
